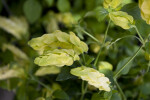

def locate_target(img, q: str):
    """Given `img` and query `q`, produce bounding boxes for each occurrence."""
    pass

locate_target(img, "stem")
[7,80,10,90]
[134,26,144,44]
[146,61,150,73]
[1,0,12,16]
[29,74,51,91]
[114,45,143,78]
[103,20,111,44]
[114,79,126,100]
[82,53,86,65]
[94,19,111,67]
[80,81,88,100]
[80,81,85,100]
[137,91,142,100]
[81,28,101,45]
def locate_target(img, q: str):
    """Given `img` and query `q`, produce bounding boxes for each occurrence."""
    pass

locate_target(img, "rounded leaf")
[23,0,42,23]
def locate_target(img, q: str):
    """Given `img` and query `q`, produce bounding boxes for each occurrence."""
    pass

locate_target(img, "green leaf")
[23,0,42,23]
[135,19,150,37]
[17,82,29,100]
[139,83,150,95]
[45,0,54,7]
[104,91,112,99]
[121,3,141,20]
[84,54,95,65]
[145,42,150,54]
[74,26,84,40]
[53,89,69,100]
[56,66,75,81]
[94,6,108,22]
[57,0,70,12]
[91,93,102,100]
[115,57,133,75]
[45,97,52,100]
[111,93,122,100]
[72,0,83,11]
[36,97,45,100]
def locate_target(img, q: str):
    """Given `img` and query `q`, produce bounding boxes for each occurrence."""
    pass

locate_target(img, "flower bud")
[90,34,104,53]
[109,11,134,29]
[145,52,150,61]
[98,61,113,70]
[139,0,150,24]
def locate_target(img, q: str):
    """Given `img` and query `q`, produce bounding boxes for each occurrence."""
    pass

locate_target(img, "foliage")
[0,0,150,100]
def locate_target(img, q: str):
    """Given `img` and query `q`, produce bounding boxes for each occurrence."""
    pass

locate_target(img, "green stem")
[114,79,126,100]
[80,81,88,100]
[138,91,142,100]
[94,19,111,67]
[80,81,85,100]
[81,28,101,44]
[134,26,144,44]
[30,74,51,91]
[146,61,150,73]
[103,20,111,44]
[82,53,86,65]
[7,80,10,90]
[114,45,143,78]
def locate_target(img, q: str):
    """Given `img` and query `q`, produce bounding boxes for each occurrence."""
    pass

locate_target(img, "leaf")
[52,89,69,100]
[0,16,29,39]
[56,66,75,81]
[74,26,84,40]
[35,66,60,76]
[0,65,25,80]
[2,44,28,60]
[135,19,150,37]
[91,93,102,100]
[115,57,133,75]
[45,97,52,100]
[139,83,150,95]
[45,0,54,7]
[104,91,112,99]
[145,42,150,54]
[84,54,95,65]
[94,6,108,22]
[23,0,42,23]
[17,82,28,100]
[121,3,141,20]
[111,93,122,100]
[72,0,83,11]
[36,97,45,100]
[57,0,70,12]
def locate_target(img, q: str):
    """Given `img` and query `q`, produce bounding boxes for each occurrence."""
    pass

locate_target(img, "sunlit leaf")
[35,66,60,76]
[0,16,28,39]
[2,44,28,60]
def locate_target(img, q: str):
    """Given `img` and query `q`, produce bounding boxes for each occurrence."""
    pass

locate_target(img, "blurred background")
[0,0,150,100]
